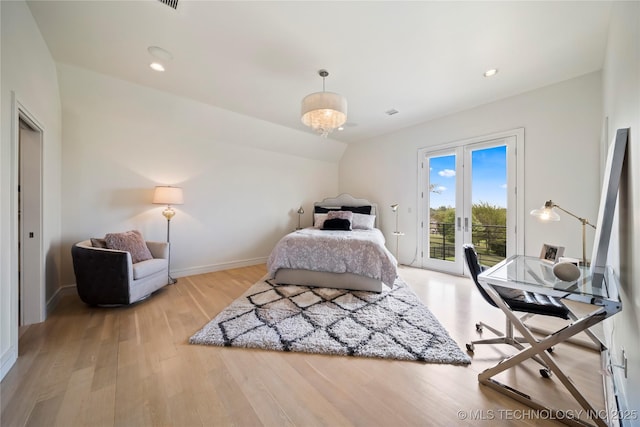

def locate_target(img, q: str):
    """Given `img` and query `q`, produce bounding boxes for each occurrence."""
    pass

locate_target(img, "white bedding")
[266,227,398,287]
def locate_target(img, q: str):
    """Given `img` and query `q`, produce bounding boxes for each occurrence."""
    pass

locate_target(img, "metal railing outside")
[428,222,507,267]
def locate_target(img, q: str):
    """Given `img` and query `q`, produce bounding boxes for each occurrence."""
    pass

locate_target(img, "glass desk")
[477,255,622,427]
[482,256,620,311]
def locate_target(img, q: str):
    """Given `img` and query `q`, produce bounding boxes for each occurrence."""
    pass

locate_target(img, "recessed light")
[148,46,173,61]
[148,46,172,72]
[484,68,499,77]
[150,62,165,72]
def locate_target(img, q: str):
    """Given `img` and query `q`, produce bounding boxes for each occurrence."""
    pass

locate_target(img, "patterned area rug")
[190,276,470,364]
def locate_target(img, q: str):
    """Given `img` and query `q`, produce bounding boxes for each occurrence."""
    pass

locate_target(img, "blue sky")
[429,145,507,208]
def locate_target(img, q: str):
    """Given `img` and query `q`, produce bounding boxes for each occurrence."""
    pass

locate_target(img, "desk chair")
[463,244,570,375]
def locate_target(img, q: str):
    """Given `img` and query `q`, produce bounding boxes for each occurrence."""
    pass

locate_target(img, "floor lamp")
[153,186,184,284]
[390,204,404,262]
[530,200,595,267]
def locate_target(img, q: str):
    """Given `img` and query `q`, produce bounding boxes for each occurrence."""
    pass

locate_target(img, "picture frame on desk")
[539,243,564,263]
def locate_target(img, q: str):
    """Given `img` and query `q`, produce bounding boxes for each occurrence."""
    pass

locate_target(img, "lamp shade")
[530,200,560,221]
[301,91,347,136]
[153,186,184,205]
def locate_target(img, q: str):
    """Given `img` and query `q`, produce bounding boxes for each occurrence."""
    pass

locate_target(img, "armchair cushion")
[104,230,153,263]
[146,241,169,259]
[132,258,167,280]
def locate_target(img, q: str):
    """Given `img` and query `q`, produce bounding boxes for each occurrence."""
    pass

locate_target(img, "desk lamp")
[530,200,595,267]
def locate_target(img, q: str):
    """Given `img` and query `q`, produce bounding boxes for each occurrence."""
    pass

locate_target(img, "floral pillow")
[104,230,153,264]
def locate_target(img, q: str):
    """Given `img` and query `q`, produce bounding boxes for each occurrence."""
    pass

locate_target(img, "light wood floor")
[1,265,607,426]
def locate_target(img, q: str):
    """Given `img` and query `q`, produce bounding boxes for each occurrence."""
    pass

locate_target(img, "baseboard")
[46,286,63,314]
[171,257,268,278]
[602,349,618,426]
[61,258,268,298]
[611,367,633,427]
[46,284,77,315]
[1,346,18,381]
[602,319,632,426]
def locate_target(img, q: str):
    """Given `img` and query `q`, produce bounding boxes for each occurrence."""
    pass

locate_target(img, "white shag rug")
[190,276,471,365]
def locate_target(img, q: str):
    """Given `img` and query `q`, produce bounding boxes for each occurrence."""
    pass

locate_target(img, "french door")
[418,132,522,275]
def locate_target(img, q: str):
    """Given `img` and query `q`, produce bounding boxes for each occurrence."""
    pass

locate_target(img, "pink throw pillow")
[327,210,354,221]
[104,230,153,264]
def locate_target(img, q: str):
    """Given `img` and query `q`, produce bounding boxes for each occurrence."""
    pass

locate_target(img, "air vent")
[157,0,178,10]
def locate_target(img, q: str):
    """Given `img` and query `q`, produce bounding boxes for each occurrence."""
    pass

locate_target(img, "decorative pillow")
[90,237,108,248]
[342,205,372,215]
[352,213,376,230]
[104,230,153,264]
[314,213,329,229]
[314,206,341,214]
[322,218,352,231]
[327,210,354,221]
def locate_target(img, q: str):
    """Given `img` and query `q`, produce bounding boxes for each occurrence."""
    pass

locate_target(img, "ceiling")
[26,1,612,143]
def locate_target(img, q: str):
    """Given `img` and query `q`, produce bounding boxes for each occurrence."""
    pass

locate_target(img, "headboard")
[313,193,378,227]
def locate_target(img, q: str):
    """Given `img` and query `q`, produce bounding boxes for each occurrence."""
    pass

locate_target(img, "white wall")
[0,0,62,378]
[601,1,640,415]
[59,64,344,286]
[340,72,603,265]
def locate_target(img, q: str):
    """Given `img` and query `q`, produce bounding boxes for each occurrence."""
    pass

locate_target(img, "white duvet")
[266,228,398,286]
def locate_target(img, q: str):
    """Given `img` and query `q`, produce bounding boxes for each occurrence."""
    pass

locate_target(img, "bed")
[266,194,398,292]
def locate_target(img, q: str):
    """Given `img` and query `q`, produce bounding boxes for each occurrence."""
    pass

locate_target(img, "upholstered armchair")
[71,239,169,306]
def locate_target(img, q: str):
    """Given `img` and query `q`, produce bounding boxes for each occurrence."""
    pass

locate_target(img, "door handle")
[457,217,461,231]
[464,217,469,232]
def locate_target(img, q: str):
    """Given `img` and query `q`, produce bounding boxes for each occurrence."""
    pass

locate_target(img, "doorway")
[418,130,524,275]
[17,113,44,326]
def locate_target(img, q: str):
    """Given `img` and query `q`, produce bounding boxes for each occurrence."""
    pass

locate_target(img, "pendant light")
[301,69,347,137]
